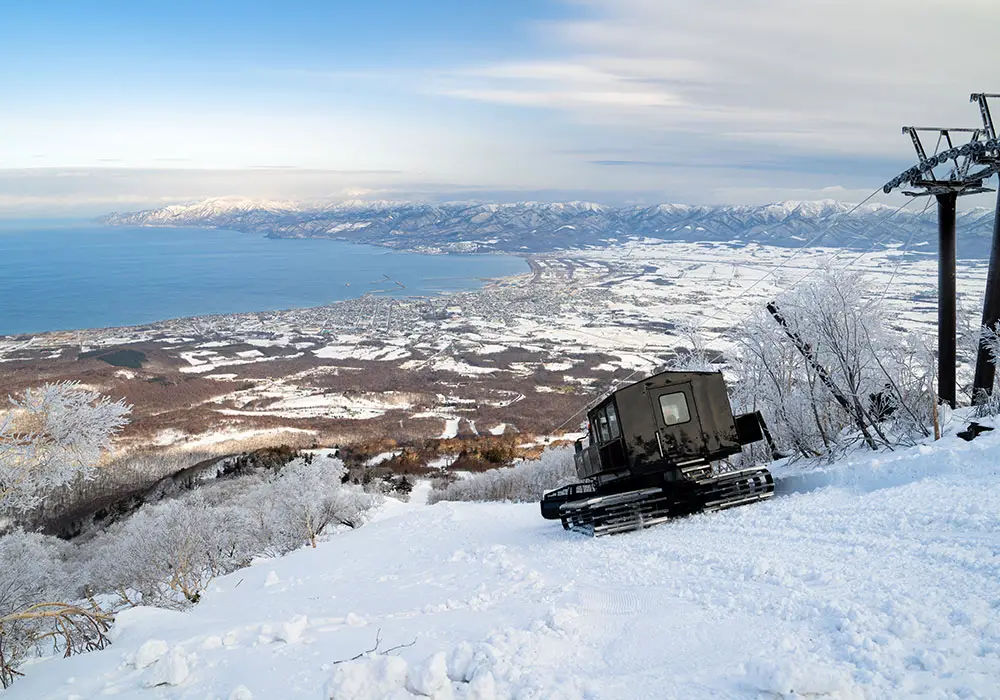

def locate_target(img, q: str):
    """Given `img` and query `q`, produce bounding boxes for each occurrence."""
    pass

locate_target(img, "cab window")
[606,402,621,439]
[658,392,691,426]
[596,408,611,442]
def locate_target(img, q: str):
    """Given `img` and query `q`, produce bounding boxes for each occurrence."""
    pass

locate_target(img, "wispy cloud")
[5,1,996,209]
[438,0,999,159]
[0,168,417,215]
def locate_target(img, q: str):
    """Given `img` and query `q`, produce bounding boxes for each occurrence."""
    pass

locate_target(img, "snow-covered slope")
[103,198,999,256]
[8,429,1000,699]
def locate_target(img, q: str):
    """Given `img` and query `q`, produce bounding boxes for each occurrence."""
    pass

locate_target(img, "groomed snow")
[314,344,412,362]
[218,391,417,420]
[6,428,1000,699]
[159,427,318,450]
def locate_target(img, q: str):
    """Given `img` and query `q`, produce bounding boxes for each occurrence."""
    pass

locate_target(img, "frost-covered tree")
[733,311,829,457]
[429,447,577,503]
[973,323,1000,415]
[263,456,377,549]
[86,454,379,608]
[0,382,131,517]
[732,271,934,458]
[667,322,721,372]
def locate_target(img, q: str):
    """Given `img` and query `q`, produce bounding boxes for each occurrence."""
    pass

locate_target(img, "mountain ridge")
[103,198,999,256]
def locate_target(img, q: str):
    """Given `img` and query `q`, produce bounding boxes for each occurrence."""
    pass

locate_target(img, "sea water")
[0,220,528,336]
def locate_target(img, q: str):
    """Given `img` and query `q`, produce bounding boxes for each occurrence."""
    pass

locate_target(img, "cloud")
[0,168,416,215]
[6,1,996,208]
[440,0,1000,161]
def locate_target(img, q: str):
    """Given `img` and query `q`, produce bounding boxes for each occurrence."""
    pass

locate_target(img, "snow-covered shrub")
[0,383,128,687]
[87,453,379,608]
[2,451,378,685]
[0,530,72,617]
[88,494,252,607]
[253,456,379,550]
[0,530,86,688]
[0,382,131,517]
[731,271,934,458]
[428,447,576,503]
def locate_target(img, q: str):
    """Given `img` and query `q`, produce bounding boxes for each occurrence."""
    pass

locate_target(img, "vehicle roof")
[611,368,722,396]
[587,369,723,417]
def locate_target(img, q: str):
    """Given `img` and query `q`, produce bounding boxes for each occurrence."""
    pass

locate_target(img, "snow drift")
[5,423,1000,699]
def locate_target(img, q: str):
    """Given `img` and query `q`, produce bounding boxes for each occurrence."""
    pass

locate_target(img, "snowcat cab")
[541,370,775,536]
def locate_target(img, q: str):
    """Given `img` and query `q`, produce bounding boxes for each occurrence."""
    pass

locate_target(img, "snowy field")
[7,420,1000,699]
[0,239,989,448]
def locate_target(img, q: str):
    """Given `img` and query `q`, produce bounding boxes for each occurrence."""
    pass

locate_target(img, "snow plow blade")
[558,467,774,537]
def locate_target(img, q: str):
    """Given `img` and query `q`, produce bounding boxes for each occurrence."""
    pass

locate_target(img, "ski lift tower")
[968,94,1000,403]
[882,107,1000,408]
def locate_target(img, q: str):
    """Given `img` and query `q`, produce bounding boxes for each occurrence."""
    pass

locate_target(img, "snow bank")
[142,646,189,687]
[325,655,410,700]
[744,656,862,699]
[774,414,1000,497]
[6,431,1000,699]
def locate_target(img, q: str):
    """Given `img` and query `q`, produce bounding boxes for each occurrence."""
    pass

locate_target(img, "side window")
[658,392,691,426]
[596,407,611,443]
[607,402,621,439]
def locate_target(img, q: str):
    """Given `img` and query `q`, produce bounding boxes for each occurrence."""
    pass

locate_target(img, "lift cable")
[865,134,950,308]
[544,186,925,438]
[875,197,933,306]
[781,196,922,292]
[692,193,920,333]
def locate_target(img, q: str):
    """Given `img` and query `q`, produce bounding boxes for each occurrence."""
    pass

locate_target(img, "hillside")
[6,423,999,699]
[103,198,1000,257]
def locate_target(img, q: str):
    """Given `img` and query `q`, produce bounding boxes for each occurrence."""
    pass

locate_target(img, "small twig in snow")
[331,628,416,664]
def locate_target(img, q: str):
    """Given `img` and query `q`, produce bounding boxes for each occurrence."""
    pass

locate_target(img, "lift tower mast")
[969,94,1000,402]
[883,108,999,408]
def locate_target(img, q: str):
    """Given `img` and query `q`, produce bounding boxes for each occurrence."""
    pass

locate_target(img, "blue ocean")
[0,220,527,336]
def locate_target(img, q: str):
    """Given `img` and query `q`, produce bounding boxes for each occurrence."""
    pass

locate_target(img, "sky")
[2,0,999,214]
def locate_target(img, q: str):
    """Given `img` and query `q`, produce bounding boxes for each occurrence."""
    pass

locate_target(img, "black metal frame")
[970,95,1000,402]
[882,94,1000,408]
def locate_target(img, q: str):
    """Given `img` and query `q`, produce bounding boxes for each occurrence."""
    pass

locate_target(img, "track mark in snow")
[408,479,432,506]
[576,586,660,616]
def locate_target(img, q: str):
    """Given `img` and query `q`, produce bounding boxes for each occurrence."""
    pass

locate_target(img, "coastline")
[0,236,987,516]
[0,266,533,342]
[0,222,529,338]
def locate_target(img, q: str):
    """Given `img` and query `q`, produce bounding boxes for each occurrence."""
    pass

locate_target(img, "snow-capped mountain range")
[103,197,999,256]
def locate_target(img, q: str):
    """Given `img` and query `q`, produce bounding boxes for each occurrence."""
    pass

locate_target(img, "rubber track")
[559,468,774,536]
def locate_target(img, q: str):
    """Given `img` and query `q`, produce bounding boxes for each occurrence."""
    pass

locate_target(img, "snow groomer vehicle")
[541,370,776,535]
